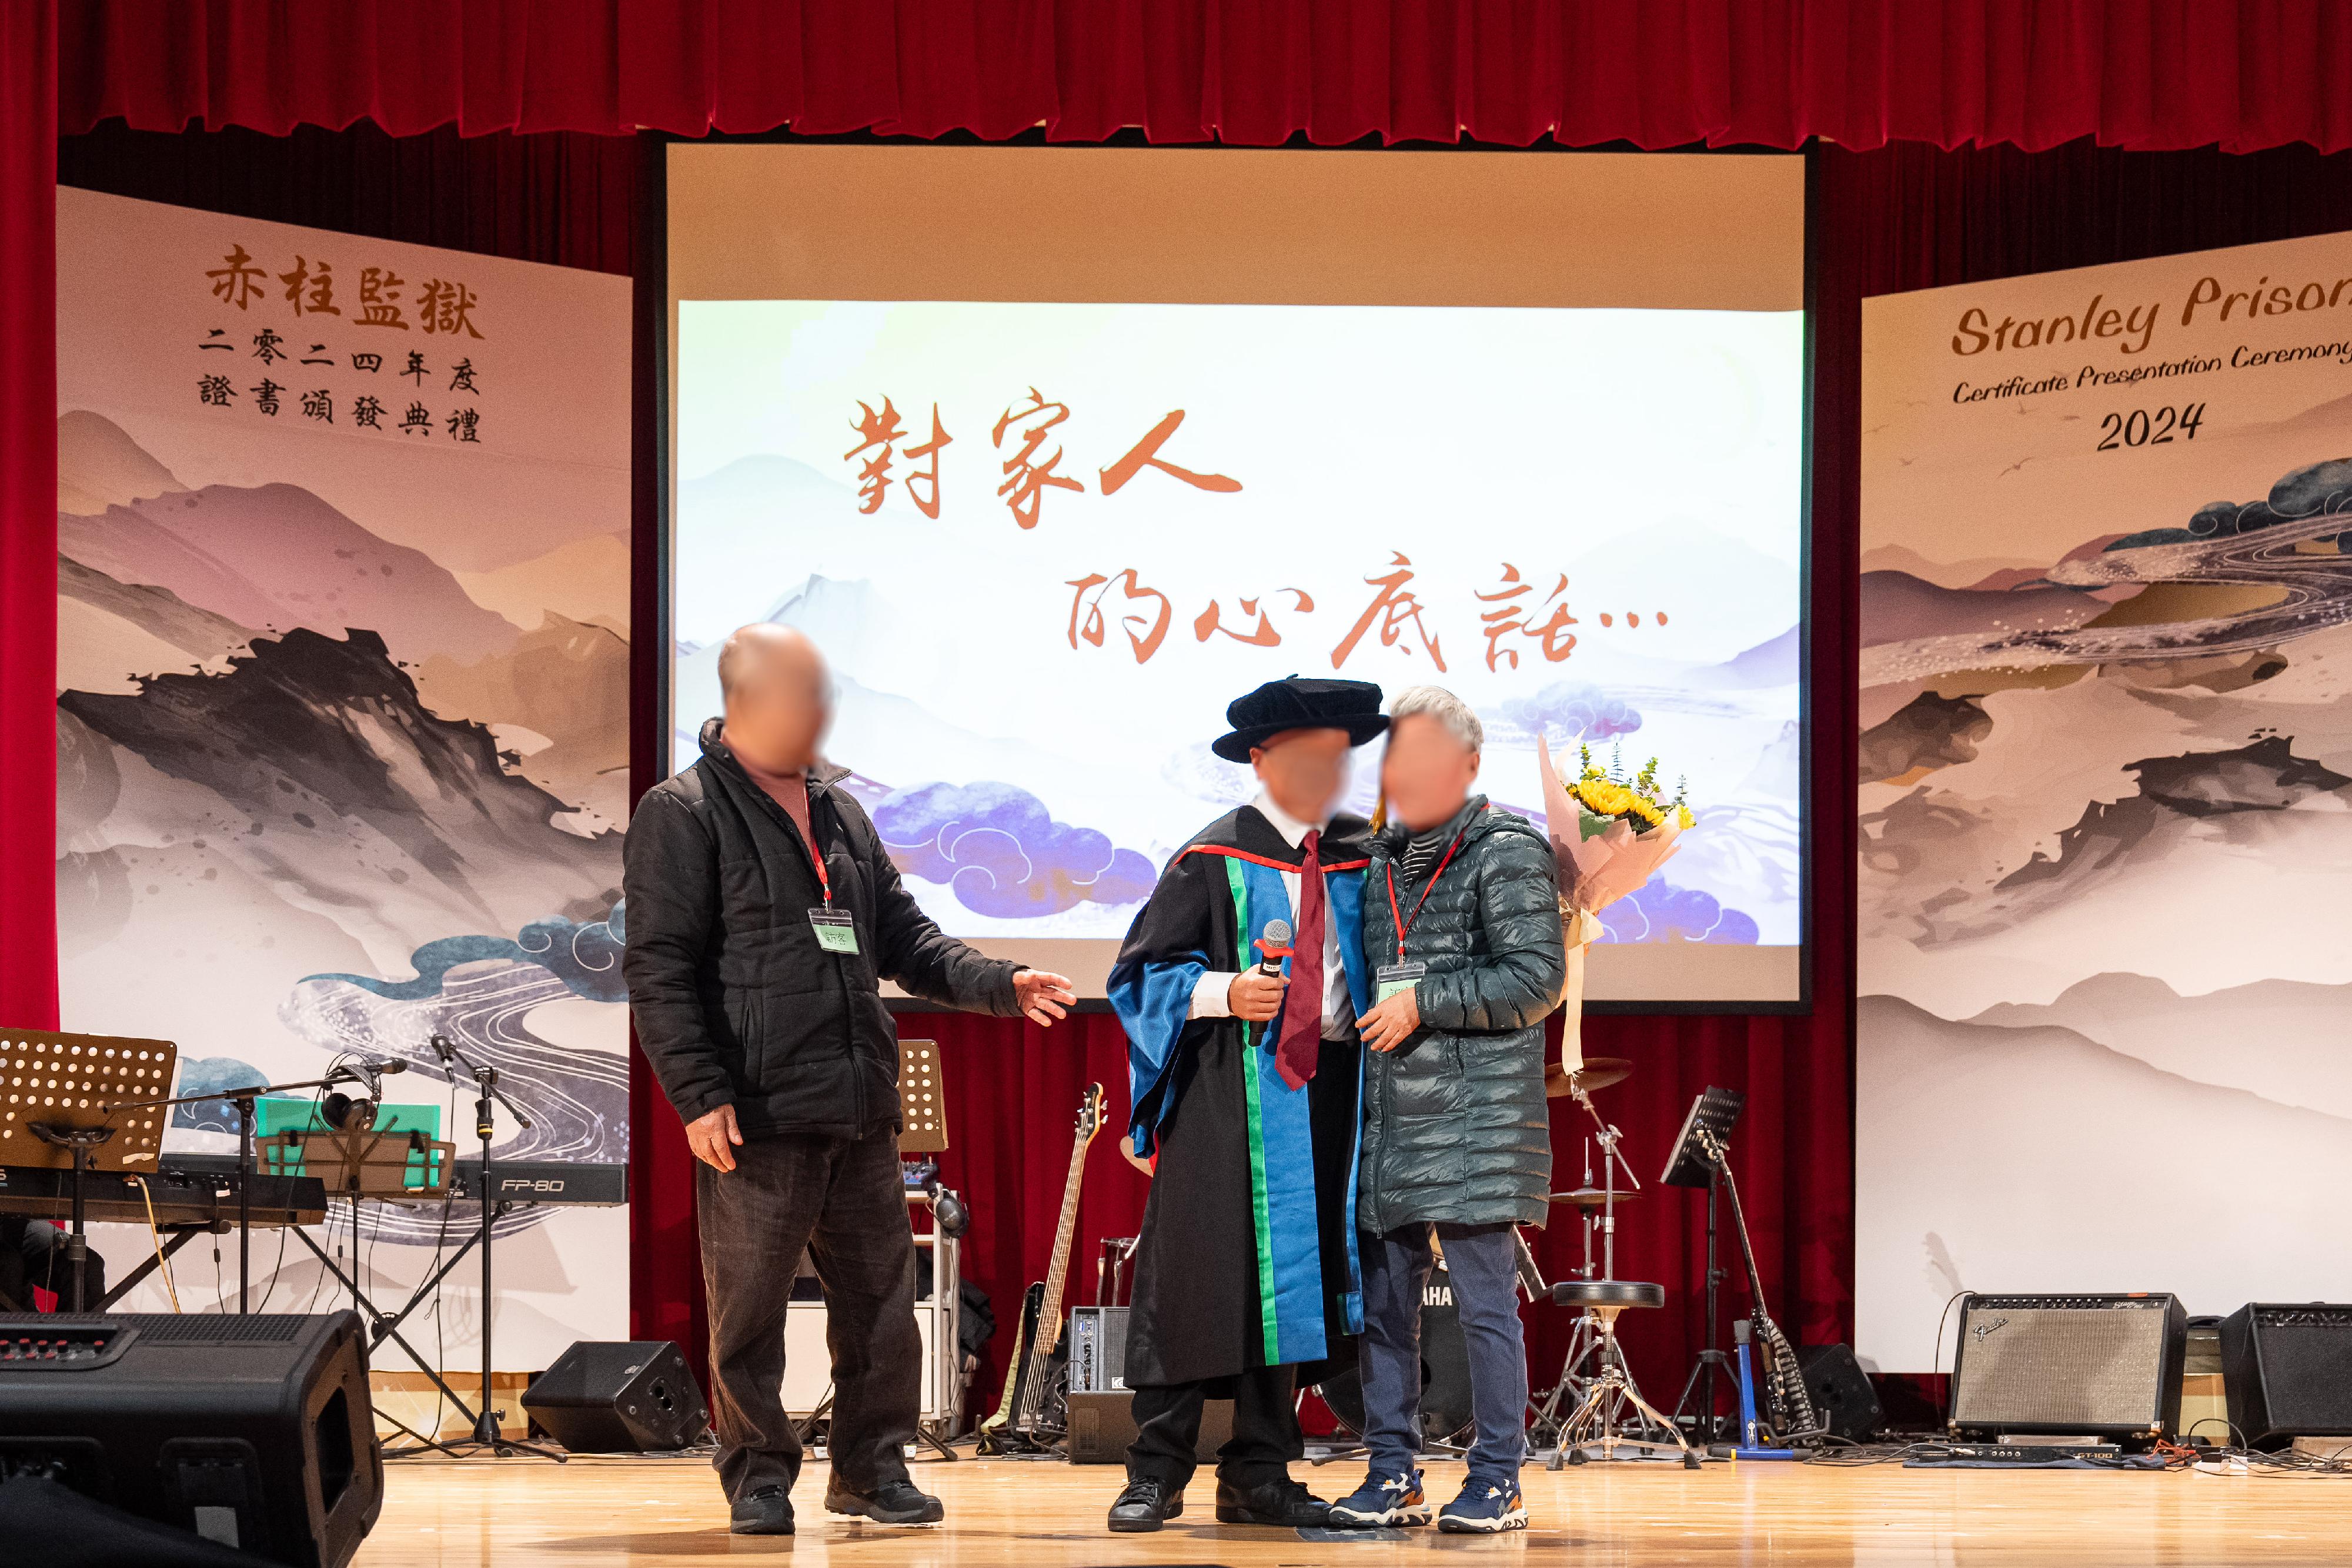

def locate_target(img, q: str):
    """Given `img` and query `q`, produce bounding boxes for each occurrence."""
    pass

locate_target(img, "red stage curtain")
[54,0,2352,155]
[34,11,2352,1419]
[46,122,2352,1409]
[0,1,59,1034]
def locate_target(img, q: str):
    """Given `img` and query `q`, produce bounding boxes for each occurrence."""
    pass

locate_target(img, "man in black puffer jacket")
[624,623,1075,1536]
[1328,685,1565,1537]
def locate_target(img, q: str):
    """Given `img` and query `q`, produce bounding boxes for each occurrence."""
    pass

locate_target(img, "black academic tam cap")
[1210,676,1389,763]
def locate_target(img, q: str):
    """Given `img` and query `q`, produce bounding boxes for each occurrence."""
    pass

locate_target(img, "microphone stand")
[426,1033,562,1461]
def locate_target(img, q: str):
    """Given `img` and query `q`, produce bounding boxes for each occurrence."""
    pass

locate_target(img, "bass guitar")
[1699,1124,1820,1444]
[978,1082,1106,1452]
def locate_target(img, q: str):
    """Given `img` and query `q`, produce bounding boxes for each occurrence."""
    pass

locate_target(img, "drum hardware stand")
[1542,1281,1700,1469]
[1526,1135,1612,1440]
[1094,1235,1138,1306]
[1534,1074,1686,1462]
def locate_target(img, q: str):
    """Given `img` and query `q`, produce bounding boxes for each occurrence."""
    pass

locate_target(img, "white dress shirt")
[1188,790,1357,1040]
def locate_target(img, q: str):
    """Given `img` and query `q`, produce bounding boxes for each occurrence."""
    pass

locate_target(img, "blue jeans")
[1357,1222,1528,1486]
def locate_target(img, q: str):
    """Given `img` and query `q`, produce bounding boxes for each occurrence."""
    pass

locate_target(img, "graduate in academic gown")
[1102,676,1389,1534]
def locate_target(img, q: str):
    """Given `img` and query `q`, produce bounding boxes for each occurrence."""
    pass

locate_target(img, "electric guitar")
[978,1083,1105,1451]
[1700,1125,1820,1443]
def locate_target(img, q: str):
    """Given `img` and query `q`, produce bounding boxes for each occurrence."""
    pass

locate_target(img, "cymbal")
[1548,1187,1640,1208]
[1544,1057,1632,1097]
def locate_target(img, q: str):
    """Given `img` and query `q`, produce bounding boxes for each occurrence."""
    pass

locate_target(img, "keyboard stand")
[290,1223,486,1456]
[259,1124,486,1454]
[88,1223,209,1310]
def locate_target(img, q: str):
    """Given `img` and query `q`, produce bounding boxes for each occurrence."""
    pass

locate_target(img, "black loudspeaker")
[2219,1303,2352,1451]
[1796,1344,1883,1443]
[1063,1390,1234,1463]
[522,1340,709,1452]
[1949,1293,2187,1440]
[0,1312,380,1568]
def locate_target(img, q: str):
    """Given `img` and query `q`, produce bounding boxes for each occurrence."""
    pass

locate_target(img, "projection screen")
[666,143,1808,1004]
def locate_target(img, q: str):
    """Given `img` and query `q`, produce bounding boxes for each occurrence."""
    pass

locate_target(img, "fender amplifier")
[2219,1303,2352,1451]
[0,1311,380,1568]
[1949,1293,2186,1440]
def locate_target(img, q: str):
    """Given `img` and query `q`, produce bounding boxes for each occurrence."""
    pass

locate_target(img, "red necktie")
[1273,828,1324,1090]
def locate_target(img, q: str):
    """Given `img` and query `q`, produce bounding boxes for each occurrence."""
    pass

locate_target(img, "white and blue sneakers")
[1437,1476,1528,1533]
[1327,1469,1432,1528]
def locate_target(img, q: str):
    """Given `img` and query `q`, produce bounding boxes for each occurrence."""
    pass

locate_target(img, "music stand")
[263,1115,454,1324]
[1664,1086,1747,1443]
[898,1038,946,1153]
[894,1039,962,1458]
[801,1041,960,1459]
[0,1031,176,1310]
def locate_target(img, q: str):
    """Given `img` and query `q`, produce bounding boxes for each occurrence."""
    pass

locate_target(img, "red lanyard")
[1383,832,1466,961]
[806,835,832,907]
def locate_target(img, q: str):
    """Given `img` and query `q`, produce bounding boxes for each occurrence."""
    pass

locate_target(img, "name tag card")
[1375,960,1426,1003]
[808,908,860,954]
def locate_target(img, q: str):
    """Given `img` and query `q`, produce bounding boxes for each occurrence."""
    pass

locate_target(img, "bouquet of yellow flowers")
[1540,740,1694,1066]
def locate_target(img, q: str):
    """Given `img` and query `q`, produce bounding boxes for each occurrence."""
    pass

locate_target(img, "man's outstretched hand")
[1014,969,1078,1025]
[686,1103,743,1172]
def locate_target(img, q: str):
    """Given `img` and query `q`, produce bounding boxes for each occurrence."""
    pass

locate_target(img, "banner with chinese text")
[55,188,630,1368]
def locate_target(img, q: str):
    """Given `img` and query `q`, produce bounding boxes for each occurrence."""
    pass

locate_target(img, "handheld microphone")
[1255,918,1293,977]
[371,1059,408,1075]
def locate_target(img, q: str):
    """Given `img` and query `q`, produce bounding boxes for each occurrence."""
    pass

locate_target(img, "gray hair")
[1389,684,1482,753]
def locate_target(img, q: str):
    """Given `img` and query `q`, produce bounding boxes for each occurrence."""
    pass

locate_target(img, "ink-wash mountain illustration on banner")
[1856,229,2352,1372]
[54,187,630,1366]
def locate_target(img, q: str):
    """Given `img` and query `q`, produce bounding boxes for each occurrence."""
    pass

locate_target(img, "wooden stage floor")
[357,1452,2352,1566]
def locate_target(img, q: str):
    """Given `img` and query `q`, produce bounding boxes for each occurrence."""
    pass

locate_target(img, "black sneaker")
[1107,1475,1185,1533]
[823,1475,944,1525]
[1213,1475,1329,1527]
[729,1485,794,1536]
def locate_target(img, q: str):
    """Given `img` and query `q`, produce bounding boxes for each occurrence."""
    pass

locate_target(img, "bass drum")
[1314,1263,1474,1442]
